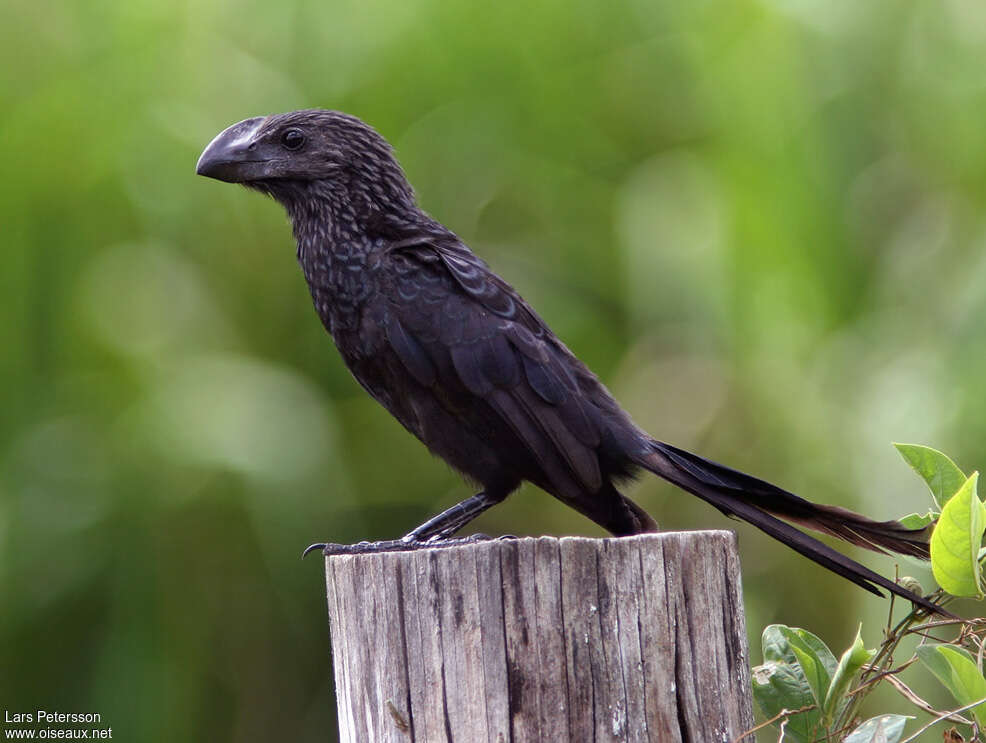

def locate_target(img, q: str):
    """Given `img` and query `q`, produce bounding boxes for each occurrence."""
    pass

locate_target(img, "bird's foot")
[398,532,497,549]
[302,533,497,558]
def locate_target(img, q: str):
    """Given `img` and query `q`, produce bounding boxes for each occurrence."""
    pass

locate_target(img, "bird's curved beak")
[196,116,268,182]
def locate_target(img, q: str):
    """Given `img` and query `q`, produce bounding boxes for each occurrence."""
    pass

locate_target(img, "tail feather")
[641,440,947,615]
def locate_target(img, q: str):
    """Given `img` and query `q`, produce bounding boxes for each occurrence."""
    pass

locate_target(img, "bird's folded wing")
[384,237,609,497]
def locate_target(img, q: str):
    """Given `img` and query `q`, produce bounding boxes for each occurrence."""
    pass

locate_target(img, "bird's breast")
[297,237,382,334]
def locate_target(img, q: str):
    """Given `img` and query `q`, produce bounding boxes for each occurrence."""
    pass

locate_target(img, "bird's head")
[196,110,415,217]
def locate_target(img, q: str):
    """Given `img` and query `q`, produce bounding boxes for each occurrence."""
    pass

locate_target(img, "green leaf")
[916,642,971,684]
[916,644,986,728]
[843,715,912,743]
[764,625,838,677]
[823,625,874,722]
[930,472,985,597]
[897,511,938,530]
[779,626,836,710]
[751,661,817,743]
[752,625,829,743]
[894,443,966,508]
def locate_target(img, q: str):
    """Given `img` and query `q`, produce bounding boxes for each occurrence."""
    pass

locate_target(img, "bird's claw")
[302,543,328,558]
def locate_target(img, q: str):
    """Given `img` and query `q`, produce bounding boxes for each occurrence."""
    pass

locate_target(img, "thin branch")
[882,673,973,725]
[900,697,986,743]
[733,705,815,743]
[850,657,917,696]
[901,616,971,640]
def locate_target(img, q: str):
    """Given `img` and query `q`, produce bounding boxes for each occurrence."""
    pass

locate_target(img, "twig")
[905,617,980,635]
[850,657,917,695]
[882,673,973,725]
[900,697,986,743]
[733,705,815,743]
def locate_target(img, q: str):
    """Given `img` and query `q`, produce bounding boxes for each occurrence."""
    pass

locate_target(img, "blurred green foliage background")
[2,0,986,739]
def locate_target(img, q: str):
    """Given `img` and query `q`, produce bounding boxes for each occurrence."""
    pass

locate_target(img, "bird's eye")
[281,128,306,151]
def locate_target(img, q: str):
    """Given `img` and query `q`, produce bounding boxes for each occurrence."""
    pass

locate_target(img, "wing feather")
[385,317,436,387]
[389,233,606,494]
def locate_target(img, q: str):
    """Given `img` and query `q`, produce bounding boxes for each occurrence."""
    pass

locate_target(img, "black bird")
[197,110,940,612]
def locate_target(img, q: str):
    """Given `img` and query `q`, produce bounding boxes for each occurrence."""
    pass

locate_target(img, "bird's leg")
[402,491,504,543]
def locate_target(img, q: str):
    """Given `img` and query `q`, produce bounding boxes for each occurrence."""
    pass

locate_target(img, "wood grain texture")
[323,532,755,742]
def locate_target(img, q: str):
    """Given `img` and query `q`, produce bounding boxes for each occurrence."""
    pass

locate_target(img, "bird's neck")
[285,183,358,254]
[283,180,424,336]
[283,178,418,252]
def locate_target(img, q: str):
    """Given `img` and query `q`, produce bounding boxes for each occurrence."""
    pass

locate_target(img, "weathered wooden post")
[321,531,755,742]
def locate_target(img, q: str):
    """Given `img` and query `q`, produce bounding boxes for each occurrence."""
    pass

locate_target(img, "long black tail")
[639,440,948,615]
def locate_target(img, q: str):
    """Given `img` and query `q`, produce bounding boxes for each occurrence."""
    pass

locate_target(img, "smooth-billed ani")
[196,110,940,612]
